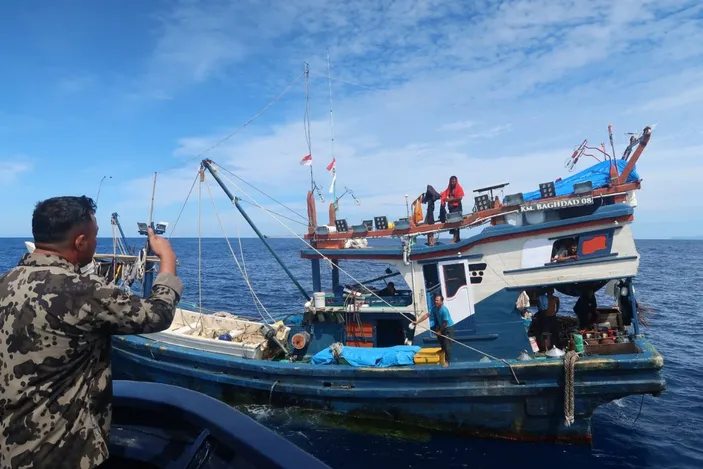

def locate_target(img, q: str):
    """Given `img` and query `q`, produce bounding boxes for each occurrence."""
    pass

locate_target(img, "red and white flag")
[300,154,312,166]
[326,157,336,172]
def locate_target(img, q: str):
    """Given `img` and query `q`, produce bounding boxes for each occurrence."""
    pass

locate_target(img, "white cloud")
[0,158,33,184]
[115,0,703,238]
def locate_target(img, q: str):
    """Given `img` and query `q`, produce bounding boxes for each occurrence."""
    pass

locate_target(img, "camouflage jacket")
[0,253,183,469]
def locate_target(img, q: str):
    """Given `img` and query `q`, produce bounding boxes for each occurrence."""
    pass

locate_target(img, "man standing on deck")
[0,196,183,469]
[412,294,455,366]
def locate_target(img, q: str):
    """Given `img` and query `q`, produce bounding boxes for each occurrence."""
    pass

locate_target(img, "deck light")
[351,224,368,235]
[137,222,167,236]
[374,216,388,230]
[504,193,524,206]
[474,194,491,211]
[539,182,556,199]
[335,219,349,233]
[573,181,593,195]
[393,219,411,230]
[446,211,463,223]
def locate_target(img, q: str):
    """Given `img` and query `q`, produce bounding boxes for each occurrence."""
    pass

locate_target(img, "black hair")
[32,196,97,244]
[434,294,444,301]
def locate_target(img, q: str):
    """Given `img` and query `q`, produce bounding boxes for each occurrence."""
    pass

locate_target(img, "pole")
[327,50,338,214]
[96,175,111,205]
[142,172,158,295]
[617,126,652,185]
[304,62,314,194]
[201,159,311,302]
[111,212,133,255]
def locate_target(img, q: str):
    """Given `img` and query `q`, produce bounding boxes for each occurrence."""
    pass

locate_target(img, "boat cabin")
[290,152,650,363]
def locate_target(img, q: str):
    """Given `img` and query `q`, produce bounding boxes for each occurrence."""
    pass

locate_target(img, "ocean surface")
[1,236,701,469]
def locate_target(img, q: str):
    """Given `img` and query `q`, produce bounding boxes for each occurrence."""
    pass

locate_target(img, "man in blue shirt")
[412,294,455,366]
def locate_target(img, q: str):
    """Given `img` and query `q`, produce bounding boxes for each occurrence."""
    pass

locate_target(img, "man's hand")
[148,227,175,258]
[148,227,177,275]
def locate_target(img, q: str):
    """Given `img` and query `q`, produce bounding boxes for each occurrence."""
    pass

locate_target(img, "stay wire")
[237,199,308,227]
[212,161,307,222]
[160,71,306,173]
[202,175,276,324]
[168,171,201,239]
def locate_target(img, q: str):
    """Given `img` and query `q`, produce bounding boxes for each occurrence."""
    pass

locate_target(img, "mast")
[142,172,158,294]
[326,50,338,214]
[304,62,314,194]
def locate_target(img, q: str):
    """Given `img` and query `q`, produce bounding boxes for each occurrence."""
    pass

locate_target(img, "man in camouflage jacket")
[0,196,183,469]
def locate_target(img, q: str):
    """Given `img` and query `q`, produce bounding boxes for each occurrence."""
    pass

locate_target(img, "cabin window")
[423,264,440,292]
[550,237,580,262]
[577,230,614,258]
[550,229,614,263]
[442,263,467,299]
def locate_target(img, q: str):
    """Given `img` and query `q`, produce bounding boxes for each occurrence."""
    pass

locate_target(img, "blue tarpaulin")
[518,160,639,202]
[311,345,422,367]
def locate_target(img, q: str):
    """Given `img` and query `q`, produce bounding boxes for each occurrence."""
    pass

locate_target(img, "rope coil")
[564,350,579,427]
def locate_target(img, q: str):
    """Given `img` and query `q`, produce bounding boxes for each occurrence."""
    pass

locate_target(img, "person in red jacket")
[441,175,465,243]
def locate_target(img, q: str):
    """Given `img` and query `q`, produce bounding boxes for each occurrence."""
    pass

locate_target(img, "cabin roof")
[300,203,634,261]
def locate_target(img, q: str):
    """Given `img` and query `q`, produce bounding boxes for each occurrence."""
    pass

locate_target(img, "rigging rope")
[202,175,276,324]
[563,349,579,427]
[212,166,521,384]
[160,71,306,173]
[168,171,200,239]
[233,180,264,319]
[212,163,307,223]
[238,199,308,227]
[198,169,203,317]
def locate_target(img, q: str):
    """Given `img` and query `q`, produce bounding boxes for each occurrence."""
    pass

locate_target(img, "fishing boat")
[105,117,665,443]
[110,380,330,468]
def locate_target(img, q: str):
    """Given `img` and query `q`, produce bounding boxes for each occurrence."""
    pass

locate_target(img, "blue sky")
[1,0,702,240]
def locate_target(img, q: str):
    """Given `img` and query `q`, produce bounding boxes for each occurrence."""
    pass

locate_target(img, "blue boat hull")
[111,335,665,444]
[109,380,331,468]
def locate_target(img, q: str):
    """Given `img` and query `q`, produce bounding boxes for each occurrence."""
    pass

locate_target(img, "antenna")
[148,172,157,228]
[334,186,360,210]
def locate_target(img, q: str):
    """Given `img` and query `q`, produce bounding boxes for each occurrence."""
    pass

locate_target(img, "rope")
[234,188,264,319]
[168,171,200,239]
[330,342,343,361]
[564,349,579,427]
[212,165,521,384]
[202,175,276,324]
[238,199,308,227]
[213,163,307,223]
[198,171,203,317]
[159,71,306,173]
[137,248,146,280]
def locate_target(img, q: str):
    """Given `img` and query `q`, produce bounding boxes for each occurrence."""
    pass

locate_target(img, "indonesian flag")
[300,154,312,166]
[326,157,336,172]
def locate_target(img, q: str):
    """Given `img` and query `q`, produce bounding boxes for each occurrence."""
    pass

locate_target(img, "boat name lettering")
[519,196,594,212]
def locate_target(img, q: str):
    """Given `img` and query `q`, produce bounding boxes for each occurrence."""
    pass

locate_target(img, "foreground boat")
[105,122,665,444]
[109,380,330,468]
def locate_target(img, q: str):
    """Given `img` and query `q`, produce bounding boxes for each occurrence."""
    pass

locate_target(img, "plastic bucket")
[313,292,326,309]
